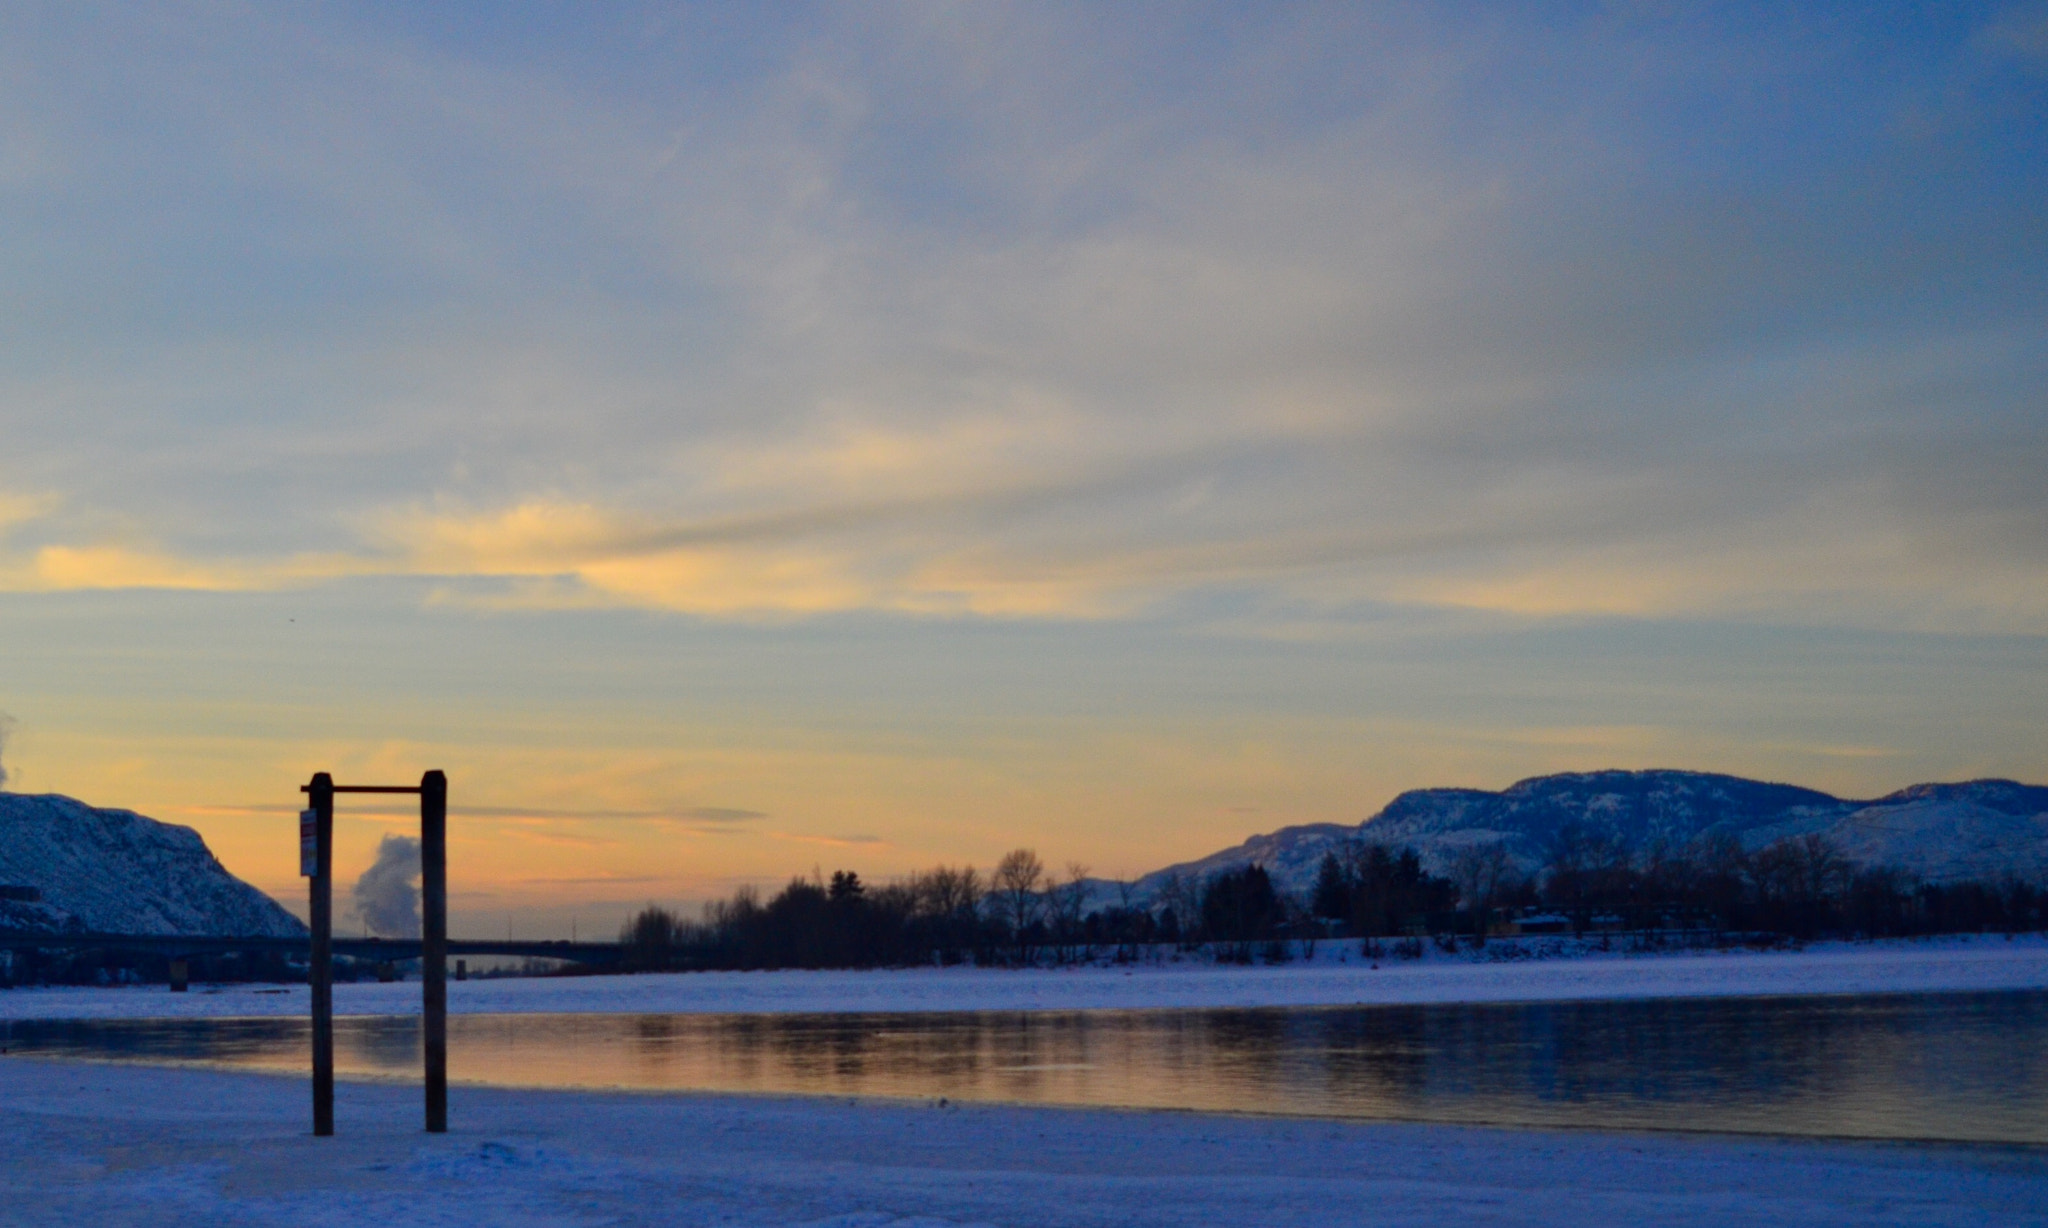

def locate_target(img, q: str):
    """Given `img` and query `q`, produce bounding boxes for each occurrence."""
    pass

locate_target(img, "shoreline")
[3,932,2045,1021]
[3,1058,2044,1226]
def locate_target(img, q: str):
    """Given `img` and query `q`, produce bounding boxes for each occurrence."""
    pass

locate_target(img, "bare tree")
[991,848,1045,962]
[1113,877,1143,963]
[1050,862,1092,964]
[916,865,982,923]
[1751,833,1851,938]
[1154,869,1199,950]
[1544,822,1630,935]
[1449,840,1513,947]
[1791,833,1851,903]
[1292,891,1319,962]
[620,904,682,971]
[899,864,982,963]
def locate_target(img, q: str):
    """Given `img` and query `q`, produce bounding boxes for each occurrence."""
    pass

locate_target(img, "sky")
[1,2,2044,937]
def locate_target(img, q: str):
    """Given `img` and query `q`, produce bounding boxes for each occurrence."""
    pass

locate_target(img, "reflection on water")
[6,991,2045,1143]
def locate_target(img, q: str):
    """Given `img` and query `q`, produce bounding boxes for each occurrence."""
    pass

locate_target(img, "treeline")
[625,851,1082,971]
[620,830,2048,973]
[1342,826,2048,944]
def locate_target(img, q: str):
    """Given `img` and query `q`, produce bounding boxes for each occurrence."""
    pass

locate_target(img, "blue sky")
[1,2,2043,933]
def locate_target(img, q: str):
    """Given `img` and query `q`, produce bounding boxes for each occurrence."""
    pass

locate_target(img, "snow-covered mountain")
[1130,771,2048,900]
[0,792,305,936]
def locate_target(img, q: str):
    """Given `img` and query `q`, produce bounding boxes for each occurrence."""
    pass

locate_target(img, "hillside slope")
[0,793,304,936]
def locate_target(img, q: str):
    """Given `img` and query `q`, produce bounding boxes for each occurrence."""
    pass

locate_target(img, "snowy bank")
[4,934,2046,1021]
[1,1058,2042,1228]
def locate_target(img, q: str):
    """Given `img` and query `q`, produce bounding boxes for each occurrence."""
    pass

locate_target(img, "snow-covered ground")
[2,1057,2043,1228]
[4,933,2046,1020]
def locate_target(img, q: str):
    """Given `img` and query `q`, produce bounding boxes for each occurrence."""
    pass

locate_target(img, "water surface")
[7,991,2044,1143]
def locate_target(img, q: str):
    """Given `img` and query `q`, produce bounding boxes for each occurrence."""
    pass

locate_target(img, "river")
[6,990,2043,1143]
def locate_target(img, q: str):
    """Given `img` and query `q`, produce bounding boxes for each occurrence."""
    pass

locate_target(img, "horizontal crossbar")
[298,784,424,794]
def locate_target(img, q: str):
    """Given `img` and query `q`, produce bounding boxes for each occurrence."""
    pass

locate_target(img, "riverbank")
[4,933,2045,1020]
[2,1058,2041,1227]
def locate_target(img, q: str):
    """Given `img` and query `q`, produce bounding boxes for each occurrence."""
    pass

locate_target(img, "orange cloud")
[31,544,255,591]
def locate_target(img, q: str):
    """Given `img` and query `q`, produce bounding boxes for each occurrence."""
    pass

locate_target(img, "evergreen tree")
[1311,852,1351,921]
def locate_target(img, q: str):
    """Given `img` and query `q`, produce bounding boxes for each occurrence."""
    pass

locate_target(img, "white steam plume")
[352,834,420,938]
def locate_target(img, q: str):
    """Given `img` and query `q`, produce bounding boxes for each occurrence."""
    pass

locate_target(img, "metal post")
[308,772,335,1137]
[420,769,448,1133]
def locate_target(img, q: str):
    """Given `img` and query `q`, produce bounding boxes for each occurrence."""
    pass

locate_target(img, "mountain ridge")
[1127,770,2048,902]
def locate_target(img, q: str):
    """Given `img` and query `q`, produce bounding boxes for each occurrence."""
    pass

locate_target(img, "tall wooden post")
[420,769,448,1133]
[308,772,335,1137]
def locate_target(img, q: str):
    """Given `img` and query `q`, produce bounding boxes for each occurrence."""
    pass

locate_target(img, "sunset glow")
[3,3,2043,937]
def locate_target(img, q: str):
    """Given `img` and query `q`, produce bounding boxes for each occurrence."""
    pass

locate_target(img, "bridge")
[0,930,628,966]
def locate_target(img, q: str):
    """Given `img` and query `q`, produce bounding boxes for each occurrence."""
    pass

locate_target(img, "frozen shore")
[2,1058,2042,1227]
[3,933,2045,1021]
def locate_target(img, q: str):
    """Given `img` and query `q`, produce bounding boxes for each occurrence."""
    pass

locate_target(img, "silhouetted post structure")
[307,771,335,1137]
[297,770,450,1137]
[420,769,448,1133]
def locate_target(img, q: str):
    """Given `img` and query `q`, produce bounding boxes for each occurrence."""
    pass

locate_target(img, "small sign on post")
[299,810,318,877]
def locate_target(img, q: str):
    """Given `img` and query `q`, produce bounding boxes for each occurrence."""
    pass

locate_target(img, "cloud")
[0,493,54,533]
[771,832,886,848]
[0,4,2042,641]
[445,804,768,823]
[28,545,255,592]
[497,828,619,849]
[512,875,666,890]
[6,412,2047,629]
[679,807,770,822]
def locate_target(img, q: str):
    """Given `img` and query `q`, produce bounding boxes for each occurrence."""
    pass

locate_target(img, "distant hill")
[1129,770,2048,901]
[0,792,305,936]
